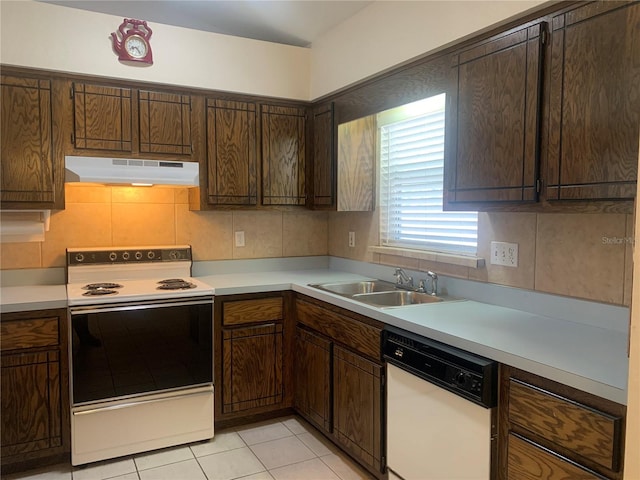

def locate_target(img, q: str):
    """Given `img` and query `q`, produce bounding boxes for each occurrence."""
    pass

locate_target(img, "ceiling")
[41,1,373,47]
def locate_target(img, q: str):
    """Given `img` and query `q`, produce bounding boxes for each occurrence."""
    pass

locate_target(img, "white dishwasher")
[383,327,498,480]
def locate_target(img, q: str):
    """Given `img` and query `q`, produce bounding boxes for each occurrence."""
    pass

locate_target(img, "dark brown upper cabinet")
[206,99,258,206]
[546,1,639,201]
[311,102,336,209]
[1,73,63,209]
[261,104,307,206]
[71,82,132,152]
[446,22,545,208]
[138,90,192,156]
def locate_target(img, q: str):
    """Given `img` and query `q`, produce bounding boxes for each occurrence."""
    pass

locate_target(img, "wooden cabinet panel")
[223,297,283,326]
[507,433,603,480]
[1,74,57,206]
[311,103,335,208]
[546,2,639,200]
[509,379,621,471]
[1,316,59,351]
[261,105,306,206]
[222,323,283,413]
[71,82,132,152]
[1,308,69,471]
[295,326,332,433]
[295,298,381,360]
[139,90,192,156]
[499,365,626,480]
[333,345,383,473]
[1,352,62,456]
[447,23,544,206]
[206,99,257,205]
[337,115,375,211]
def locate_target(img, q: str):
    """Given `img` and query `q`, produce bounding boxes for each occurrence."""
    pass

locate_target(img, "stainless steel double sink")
[309,280,462,308]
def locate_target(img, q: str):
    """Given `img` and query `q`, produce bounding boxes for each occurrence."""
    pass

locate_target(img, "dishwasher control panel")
[383,327,497,407]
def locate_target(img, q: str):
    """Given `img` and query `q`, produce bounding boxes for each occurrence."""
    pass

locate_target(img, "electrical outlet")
[235,231,245,247]
[348,231,356,248]
[490,241,518,267]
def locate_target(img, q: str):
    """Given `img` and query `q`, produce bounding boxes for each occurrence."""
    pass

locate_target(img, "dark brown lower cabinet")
[222,323,283,413]
[499,365,625,480]
[294,296,385,478]
[333,345,383,473]
[294,326,331,433]
[0,309,69,473]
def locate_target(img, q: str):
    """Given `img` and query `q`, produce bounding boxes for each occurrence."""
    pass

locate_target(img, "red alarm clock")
[111,19,153,65]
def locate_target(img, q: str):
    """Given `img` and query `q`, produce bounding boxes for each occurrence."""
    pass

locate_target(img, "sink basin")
[353,290,444,307]
[309,280,397,296]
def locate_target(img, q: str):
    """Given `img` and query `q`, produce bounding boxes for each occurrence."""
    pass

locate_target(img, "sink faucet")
[394,268,414,290]
[424,271,438,296]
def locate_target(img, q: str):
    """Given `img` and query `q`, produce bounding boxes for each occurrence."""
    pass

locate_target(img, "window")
[378,94,478,254]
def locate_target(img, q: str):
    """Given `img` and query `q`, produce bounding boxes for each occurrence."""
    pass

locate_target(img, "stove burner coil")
[82,283,124,290]
[157,279,187,284]
[82,289,118,296]
[157,281,196,290]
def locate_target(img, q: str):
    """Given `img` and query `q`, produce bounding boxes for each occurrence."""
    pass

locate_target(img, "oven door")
[69,297,214,465]
[69,297,213,405]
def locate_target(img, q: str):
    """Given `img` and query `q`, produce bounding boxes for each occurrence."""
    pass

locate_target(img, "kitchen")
[1,0,639,479]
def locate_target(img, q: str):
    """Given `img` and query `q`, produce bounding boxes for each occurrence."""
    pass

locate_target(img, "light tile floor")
[4,416,374,480]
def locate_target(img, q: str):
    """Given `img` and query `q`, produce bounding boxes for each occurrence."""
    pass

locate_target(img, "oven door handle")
[69,298,213,315]
[73,384,214,416]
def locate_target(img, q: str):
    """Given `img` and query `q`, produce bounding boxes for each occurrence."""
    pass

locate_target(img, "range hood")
[65,156,199,187]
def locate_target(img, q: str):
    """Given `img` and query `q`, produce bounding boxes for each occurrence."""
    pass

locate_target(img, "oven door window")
[71,302,213,405]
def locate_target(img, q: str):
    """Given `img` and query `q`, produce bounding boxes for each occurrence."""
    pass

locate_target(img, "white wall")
[309,0,547,99]
[0,1,310,100]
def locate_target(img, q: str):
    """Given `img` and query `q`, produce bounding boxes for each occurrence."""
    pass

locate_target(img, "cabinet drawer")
[508,378,622,471]
[295,299,381,360]
[507,433,602,480]
[1,317,59,351]
[223,298,283,326]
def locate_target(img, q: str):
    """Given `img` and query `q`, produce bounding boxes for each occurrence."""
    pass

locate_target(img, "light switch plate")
[490,241,518,267]
[235,231,245,247]
[348,231,356,248]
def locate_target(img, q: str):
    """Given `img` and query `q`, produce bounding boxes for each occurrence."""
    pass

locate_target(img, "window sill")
[368,246,485,269]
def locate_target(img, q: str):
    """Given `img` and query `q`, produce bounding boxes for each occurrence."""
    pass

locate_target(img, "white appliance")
[66,245,214,466]
[383,327,497,480]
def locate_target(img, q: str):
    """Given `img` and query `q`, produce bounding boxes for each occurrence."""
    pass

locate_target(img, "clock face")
[124,35,148,59]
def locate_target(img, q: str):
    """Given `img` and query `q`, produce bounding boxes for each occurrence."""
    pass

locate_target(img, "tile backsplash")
[329,210,633,306]
[1,185,633,306]
[0,185,329,269]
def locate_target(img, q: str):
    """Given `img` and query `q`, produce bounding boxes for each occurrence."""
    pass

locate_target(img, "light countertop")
[201,269,629,405]
[0,285,68,313]
[0,268,628,404]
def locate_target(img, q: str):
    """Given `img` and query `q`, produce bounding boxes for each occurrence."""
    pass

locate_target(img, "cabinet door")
[333,345,383,473]
[507,433,603,480]
[261,105,307,205]
[295,326,331,433]
[139,90,192,156]
[71,82,132,152]
[206,99,257,205]
[1,74,58,207]
[311,103,335,209]
[222,323,283,413]
[546,2,640,200]
[446,23,545,206]
[337,115,375,211]
[1,351,63,457]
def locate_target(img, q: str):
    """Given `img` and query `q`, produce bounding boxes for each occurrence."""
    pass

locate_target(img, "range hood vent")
[65,156,199,187]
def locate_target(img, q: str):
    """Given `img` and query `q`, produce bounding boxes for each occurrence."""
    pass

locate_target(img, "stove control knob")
[109,252,117,261]
[169,250,180,260]
[454,372,467,386]
[75,253,85,263]
[122,251,130,260]
[135,251,143,260]
[147,251,156,260]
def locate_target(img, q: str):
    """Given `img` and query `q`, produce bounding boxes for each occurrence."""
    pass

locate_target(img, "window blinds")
[379,95,478,254]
